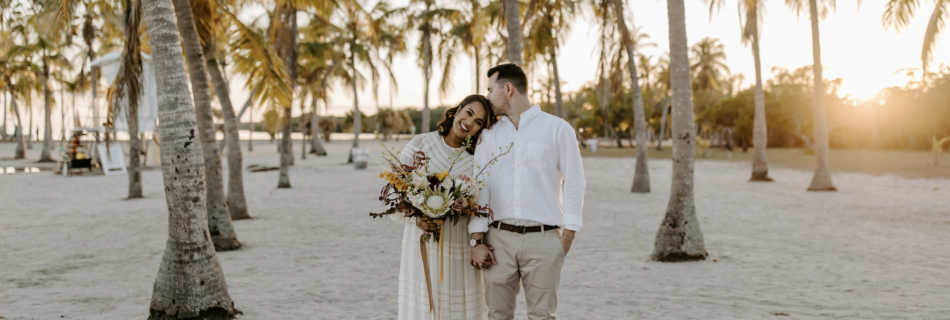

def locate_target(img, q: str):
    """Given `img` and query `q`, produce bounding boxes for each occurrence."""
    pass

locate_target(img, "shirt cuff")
[562,215,582,231]
[468,217,490,234]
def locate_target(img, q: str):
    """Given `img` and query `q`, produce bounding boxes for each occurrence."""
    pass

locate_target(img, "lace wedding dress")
[394,132,488,320]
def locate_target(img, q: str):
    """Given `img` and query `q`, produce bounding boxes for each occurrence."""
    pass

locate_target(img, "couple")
[393,63,586,320]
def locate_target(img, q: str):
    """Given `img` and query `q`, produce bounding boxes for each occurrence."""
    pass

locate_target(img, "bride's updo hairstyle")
[436,94,498,155]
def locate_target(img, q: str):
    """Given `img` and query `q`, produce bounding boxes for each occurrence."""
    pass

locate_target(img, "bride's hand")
[415,217,440,233]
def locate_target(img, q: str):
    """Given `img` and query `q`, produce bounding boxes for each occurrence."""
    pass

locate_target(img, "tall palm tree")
[883,0,950,70]
[140,0,237,318]
[107,0,145,198]
[612,0,651,193]
[0,31,29,159]
[704,0,772,181]
[270,1,298,187]
[170,0,241,251]
[787,0,837,190]
[524,0,575,119]
[505,0,524,64]
[651,0,707,262]
[191,0,252,219]
[409,0,459,134]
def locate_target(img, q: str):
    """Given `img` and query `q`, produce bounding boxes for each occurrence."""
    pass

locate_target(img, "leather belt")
[491,221,559,234]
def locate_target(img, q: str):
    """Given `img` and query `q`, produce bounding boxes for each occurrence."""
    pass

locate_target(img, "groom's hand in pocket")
[558,229,576,256]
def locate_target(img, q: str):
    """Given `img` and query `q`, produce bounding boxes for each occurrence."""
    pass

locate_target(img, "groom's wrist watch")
[470,238,485,247]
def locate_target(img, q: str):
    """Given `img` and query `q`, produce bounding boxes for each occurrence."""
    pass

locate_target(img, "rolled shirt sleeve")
[558,123,586,231]
[468,137,492,234]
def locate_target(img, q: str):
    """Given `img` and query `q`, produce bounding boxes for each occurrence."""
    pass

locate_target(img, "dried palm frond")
[105,0,143,149]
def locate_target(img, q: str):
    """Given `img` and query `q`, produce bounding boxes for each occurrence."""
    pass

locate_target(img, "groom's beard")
[494,99,510,116]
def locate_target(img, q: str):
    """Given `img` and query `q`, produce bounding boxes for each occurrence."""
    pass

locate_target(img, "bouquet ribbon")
[419,226,446,315]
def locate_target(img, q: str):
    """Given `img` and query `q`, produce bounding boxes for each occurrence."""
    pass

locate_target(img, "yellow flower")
[380,172,386,178]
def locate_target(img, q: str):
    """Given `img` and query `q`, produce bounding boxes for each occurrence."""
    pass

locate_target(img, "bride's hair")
[437,94,497,155]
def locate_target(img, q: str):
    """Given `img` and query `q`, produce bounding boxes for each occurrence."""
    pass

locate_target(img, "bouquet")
[370,132,512,242]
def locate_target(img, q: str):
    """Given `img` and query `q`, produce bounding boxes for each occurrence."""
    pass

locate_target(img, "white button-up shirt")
[469,105,586,233]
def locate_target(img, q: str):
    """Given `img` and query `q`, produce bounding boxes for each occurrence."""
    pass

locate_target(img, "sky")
[312,0,950,117]
[5,0,950,137]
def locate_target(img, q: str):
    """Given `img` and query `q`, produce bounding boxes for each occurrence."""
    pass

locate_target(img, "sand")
[1,140,948,319]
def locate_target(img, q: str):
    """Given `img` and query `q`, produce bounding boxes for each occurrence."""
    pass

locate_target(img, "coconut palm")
[523,0,576,119]
[140,0,237,318]
[189,0,253,220]
[883,0,950,70]
[651,0,707,262]
[337,0,384,162]
[0,29,30,159]
[504,0,524,64]
[609,0,651,193]
[300,9,344,156]
[786,0,837,190]
[408,0,459,134]
[170,0,241,250]
[106,0,145,198]
[704,0,772,181]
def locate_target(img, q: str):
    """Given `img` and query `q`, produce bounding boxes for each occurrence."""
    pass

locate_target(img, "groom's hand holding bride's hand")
[470,232,495,270]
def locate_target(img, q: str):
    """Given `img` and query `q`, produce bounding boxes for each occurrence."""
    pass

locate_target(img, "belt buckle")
[517,225,527,234]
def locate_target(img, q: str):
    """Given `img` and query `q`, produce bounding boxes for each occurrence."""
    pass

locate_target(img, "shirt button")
[516,204,520,207]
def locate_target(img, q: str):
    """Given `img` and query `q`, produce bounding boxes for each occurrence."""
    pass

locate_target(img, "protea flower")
[410,185,455,219]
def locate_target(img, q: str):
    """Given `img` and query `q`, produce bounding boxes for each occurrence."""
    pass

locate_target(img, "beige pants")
[483,228,565,320]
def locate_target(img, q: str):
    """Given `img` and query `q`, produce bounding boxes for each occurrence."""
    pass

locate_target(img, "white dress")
[394,132,488,320]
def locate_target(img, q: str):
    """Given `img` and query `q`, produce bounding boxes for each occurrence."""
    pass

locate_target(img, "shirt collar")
[500,104,542,127]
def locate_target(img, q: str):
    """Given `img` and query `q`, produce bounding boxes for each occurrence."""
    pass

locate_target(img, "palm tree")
[409,0,459,134]
[0,33,29,159]
[505,0,524,64]
[339,0,384,162]
[651,0,707,262]
[524,0,575,119]
[224,10,293,157]
[107,0,145,199]
[787,0,836,190]
[190,0,252,219]
[140,0,237,318]
[270,1,299,187]
[170,0,241,251]
[704,0,772,181]
[883,0,950,70]
[611,0,651,193]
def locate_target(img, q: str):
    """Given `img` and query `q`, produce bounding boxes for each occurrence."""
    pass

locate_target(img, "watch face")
[470,238,477,247]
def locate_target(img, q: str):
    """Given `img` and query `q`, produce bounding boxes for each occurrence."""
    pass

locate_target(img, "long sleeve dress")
[394,132,488,320]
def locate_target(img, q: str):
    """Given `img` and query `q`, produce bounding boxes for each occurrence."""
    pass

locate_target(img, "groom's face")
[486,74,510,116]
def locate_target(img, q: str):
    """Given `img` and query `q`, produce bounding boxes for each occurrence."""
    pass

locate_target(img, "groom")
[469,63,586,320]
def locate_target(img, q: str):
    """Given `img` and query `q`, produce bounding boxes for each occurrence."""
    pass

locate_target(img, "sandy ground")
[1,139,949,319]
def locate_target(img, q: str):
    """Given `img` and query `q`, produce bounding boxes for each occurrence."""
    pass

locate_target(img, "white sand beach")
[1,140,948,319]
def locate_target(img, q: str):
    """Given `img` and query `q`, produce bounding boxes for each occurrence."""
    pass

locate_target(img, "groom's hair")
[487,63,527,95]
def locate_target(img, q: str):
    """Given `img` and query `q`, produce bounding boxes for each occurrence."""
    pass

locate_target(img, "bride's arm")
[390,135,425,225]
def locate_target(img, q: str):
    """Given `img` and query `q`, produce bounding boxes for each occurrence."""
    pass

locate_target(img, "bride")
[395,95,497,320]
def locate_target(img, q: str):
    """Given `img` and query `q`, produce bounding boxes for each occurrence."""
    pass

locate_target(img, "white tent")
[90,51,158,133]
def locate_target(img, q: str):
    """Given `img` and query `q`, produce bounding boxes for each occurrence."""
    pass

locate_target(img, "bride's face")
[452,101,488,140]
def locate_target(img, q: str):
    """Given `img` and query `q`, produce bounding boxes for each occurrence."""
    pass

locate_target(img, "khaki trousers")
[483,228,565,320]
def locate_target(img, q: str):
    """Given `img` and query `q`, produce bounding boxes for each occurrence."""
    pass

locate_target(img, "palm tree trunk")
[128,107,143,198]
[310,95,327,155]
[614,0,650,193]
[11,87,25,159]
[474,45,482,93]
[27,103,33,149]
[549,51,565,119]
[141,0,237,318]
[2,90,7,141]
[171,0,241,251]
[39,69,54,162]
[276,2,296,188]
[348,38,361,163]
[657,98,668,151]
[651,0,707,262]
[807,0,836,191]
[505,0,524,65]
[422,25,431,134]
[247,106,253,152]
[204,42,252,220]
[749,15,771,181]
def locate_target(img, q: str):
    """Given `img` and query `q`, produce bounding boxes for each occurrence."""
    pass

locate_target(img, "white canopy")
[91,51,158,133]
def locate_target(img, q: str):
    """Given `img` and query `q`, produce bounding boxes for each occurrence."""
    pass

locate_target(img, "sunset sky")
[309,0,950,117]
